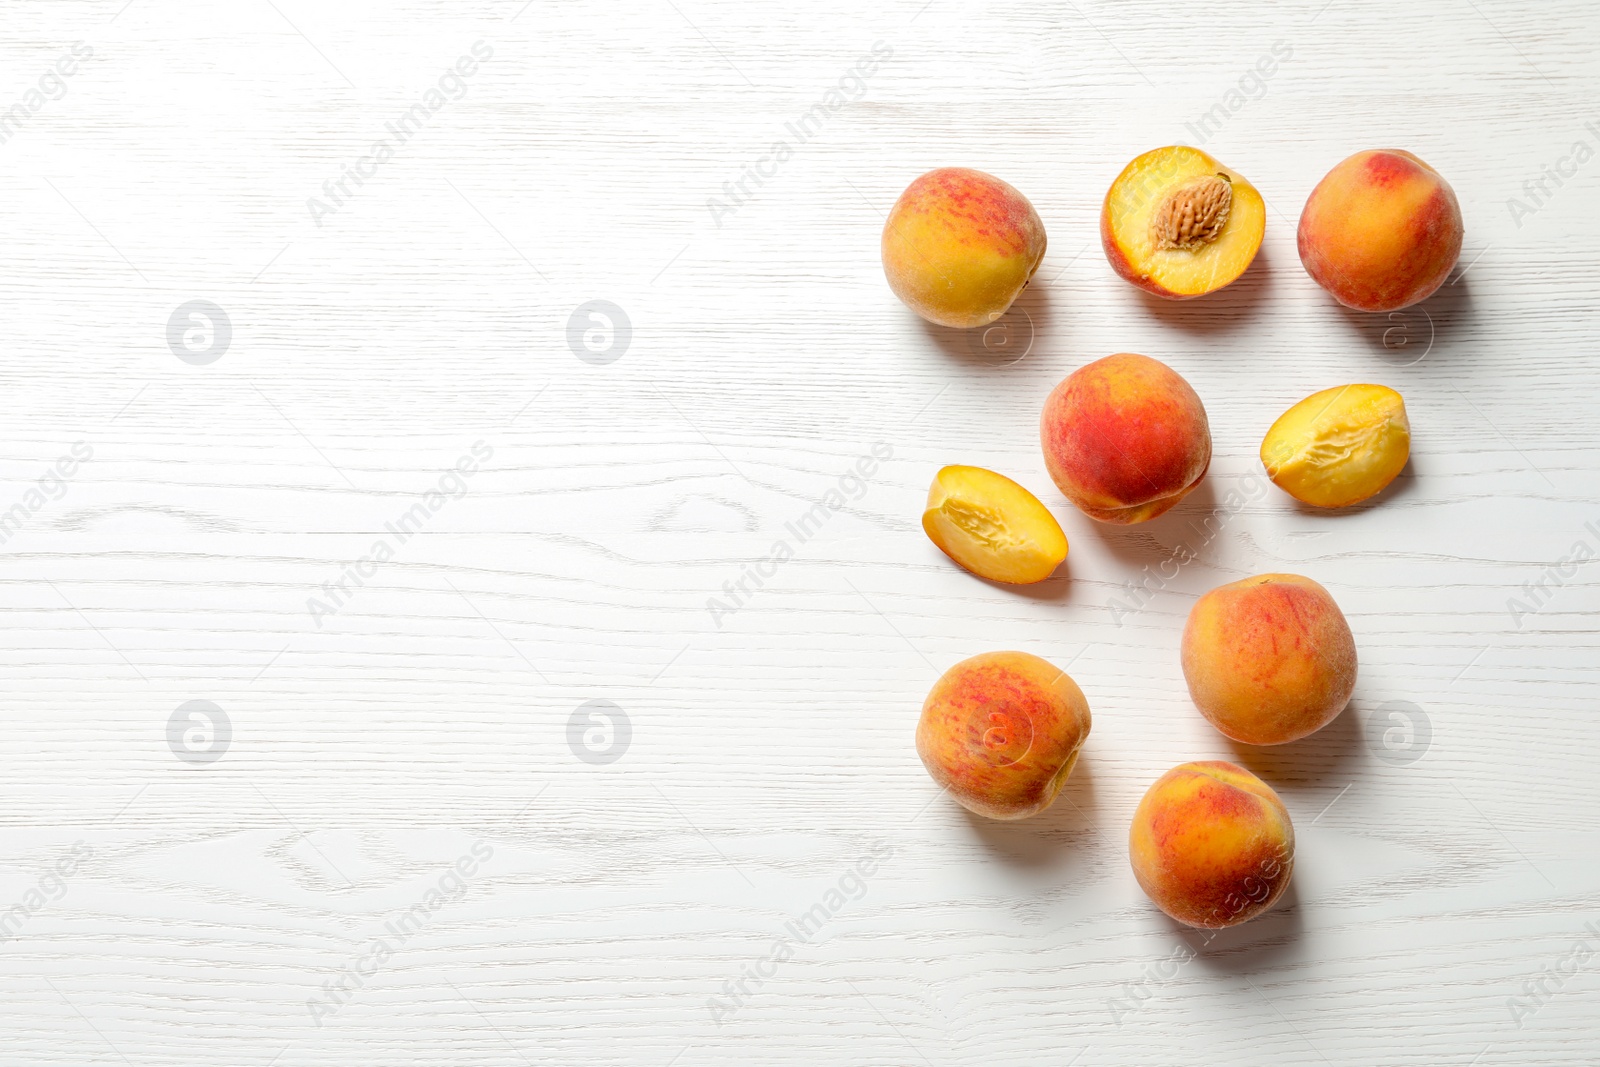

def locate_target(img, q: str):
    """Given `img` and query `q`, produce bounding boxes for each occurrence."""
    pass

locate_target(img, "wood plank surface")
[0,0,1595,1063]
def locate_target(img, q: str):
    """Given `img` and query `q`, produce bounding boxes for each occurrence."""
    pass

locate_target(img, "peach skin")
[882,168,1047,328]
[1181,573,1357,746]
[1298,150,1463,312]
[1129,761,1294,929]
[1101,146,1266,299]
[1040,353,1211,524]
[916,651,1091,820]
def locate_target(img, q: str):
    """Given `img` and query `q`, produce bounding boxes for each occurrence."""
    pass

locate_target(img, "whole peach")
[1298,150,1463,312]
[1040,353,1211,524]
[1181,573,1357,745]
[1129,761,1294,929]
[916,651,1091,820]
[882,168,1047,329]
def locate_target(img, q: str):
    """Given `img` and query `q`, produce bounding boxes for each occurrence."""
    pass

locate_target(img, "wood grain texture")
[0,0,1596,1062]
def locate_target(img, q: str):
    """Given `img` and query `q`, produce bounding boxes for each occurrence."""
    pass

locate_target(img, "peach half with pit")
[1101,146,1266,299]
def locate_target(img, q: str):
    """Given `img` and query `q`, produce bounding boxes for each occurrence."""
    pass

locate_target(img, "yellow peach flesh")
[1102,146,1266,299]
[922,465,1068,584]
[1262,384,1410,508]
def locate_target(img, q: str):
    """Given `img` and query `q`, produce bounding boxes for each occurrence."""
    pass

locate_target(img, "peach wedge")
[922,465,1068,584]
[1262,384,1411,508]
[1102,146,1266,299]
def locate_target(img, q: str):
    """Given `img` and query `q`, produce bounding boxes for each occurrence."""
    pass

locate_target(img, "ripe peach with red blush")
[882,168,1047,328]
[1298,150,1464,312]
[1181,573,1357,745]
[1129,761,1295,929]
[1040,353,1211,524]
[916,651,1091,820]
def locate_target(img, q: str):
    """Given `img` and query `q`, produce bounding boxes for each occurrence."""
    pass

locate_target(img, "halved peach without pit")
[1101,146,1266,299]
[922,465,1067,584]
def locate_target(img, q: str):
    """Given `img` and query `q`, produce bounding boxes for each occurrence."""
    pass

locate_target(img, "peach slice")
[1101,146,1266,299]
[1261,384,1411,508]
[922,465,1068,584]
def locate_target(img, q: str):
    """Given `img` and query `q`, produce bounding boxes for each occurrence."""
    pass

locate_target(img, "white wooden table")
[1,0,1595,1063]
